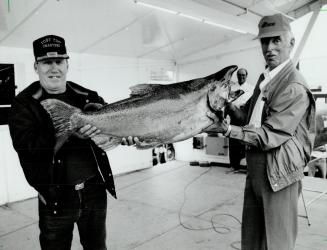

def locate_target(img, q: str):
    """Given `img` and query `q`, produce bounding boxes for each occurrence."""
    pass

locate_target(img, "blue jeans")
[38,177,107,250]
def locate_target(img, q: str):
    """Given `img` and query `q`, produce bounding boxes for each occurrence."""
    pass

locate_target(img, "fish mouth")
[223,66,238,100]
[225,65,238,81]
[207,65,238,84]
[206,65,238,112]
[218,65,238,84]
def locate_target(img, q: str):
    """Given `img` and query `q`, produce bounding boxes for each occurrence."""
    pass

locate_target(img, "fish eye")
[210,85,216,91]
[222,82,228,88]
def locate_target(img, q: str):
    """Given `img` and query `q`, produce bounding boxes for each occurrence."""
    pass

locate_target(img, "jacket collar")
[261,60,294,101]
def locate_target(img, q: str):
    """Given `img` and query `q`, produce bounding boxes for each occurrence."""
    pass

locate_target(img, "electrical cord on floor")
[178,165,242,250]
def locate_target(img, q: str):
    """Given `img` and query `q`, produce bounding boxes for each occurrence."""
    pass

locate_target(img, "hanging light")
[134,0,248,34]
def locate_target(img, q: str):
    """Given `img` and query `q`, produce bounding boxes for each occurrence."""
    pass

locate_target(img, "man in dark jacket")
[205,14,315,250]
[8,35,130,250]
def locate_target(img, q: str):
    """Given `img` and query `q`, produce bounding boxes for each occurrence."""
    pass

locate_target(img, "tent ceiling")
[0,0,325,62]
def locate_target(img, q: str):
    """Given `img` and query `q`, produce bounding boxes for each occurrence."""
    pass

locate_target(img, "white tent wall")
[0,46,175,205]
[0,46,39,205]
[0,125,35,205]
[294,11,327,90]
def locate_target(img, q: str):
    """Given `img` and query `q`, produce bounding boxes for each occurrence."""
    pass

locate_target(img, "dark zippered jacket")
[8,81,117,206]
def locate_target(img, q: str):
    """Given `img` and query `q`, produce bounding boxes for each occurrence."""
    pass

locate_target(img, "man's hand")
[73,124,101,139]
[224,102,235,116]
[72,103,103,139]
[204,111,229,134]
[121,136,141,146]
[84,103,103,112]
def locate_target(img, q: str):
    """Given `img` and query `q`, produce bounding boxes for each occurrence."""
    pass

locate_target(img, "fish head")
[207,65,238,111]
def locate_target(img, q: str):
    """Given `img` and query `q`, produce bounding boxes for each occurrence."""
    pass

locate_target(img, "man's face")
[34,58,68,94]
[237,69,247,85]
[260,33,294,70]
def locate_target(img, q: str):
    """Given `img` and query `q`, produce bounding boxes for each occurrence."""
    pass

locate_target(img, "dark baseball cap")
[33,35,69,62]
[254,14,291,39]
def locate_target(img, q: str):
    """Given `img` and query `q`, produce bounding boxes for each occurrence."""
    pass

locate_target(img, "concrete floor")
[0,160,327,250]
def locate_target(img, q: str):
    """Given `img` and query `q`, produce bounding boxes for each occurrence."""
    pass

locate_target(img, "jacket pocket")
[268,137,305,176]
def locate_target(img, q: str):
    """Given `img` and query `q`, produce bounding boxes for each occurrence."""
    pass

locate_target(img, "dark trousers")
[229,138,245,170]
[242,151,301,250]
[38,178,107,250]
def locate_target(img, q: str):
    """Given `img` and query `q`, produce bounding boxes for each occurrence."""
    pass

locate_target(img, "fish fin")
[228,89,244,102]
[129,84,162,97]
[136,144,157,150]
[187,79,207,90]
[41,99,82,152]
[84,103,103,111]
[135,141,160,150]
[91,134,121,151]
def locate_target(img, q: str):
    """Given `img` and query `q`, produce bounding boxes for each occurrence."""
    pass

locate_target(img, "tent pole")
[292,7,320,65]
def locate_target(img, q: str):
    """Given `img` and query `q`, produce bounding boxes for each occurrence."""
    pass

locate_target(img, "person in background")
[228,68,254,172]
[307,144,327,179]
[308,157,327,179]
[8,35,136,250]
[152,147,159,166]
[158,144,167,164]
[205,14,316,250]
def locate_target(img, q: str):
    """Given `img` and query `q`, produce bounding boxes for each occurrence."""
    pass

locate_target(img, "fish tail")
[41,98,82,143]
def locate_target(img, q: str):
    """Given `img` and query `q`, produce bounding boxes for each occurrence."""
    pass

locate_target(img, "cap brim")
[36,55,69,62]
[253,30,288,40]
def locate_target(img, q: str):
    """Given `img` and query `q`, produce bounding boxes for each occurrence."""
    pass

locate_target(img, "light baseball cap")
[254,13,291,39]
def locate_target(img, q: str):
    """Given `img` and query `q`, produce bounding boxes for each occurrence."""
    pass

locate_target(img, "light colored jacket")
[228,61,316,191]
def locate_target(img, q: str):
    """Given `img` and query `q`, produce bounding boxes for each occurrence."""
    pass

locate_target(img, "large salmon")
[41,65,242,152]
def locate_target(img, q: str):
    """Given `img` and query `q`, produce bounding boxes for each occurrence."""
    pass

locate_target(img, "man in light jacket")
[206,14,316,250]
